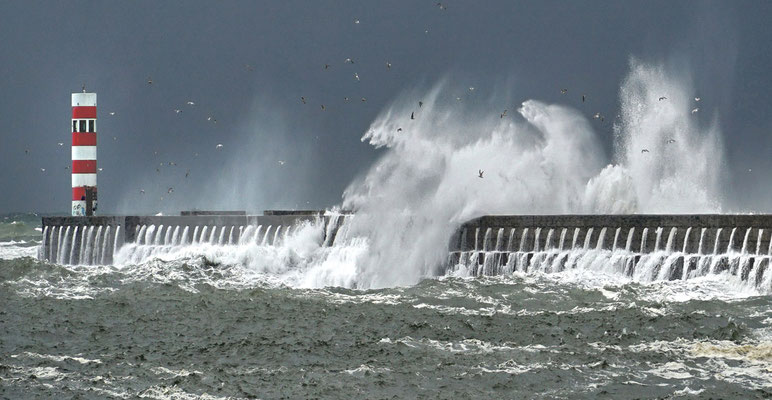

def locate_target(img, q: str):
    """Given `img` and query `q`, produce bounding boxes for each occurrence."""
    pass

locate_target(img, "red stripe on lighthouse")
[72,106,97,119]
[72,160,97,173]
[71,187,98,201]
[72,132,97,146]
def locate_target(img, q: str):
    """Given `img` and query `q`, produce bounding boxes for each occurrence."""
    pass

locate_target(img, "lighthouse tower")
[71,90,97,216]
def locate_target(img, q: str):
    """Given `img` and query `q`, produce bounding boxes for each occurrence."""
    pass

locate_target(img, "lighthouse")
[71,90,97,216]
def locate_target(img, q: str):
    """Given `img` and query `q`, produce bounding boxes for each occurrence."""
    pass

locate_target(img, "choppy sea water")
[1,216,771,399]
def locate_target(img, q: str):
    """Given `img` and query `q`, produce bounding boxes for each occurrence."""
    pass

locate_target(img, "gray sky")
[0,0,770,214]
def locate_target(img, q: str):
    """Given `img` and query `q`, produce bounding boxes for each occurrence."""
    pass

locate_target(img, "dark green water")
[1,256,771,399]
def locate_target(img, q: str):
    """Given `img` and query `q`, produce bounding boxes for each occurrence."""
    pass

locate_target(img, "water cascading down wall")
[446,215,772,291]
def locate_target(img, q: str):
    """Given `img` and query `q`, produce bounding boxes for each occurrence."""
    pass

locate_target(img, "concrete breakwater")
[446,214,772,290]
[39,211,343,265]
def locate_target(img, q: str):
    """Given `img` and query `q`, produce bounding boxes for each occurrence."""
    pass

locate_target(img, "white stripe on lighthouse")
[72,173,97,187]
[72,146,97,160]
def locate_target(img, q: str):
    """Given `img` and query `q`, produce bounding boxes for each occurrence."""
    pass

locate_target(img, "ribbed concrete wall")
[451,214,772,254]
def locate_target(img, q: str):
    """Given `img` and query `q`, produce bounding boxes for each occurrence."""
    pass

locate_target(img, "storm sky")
[0,0,770,214]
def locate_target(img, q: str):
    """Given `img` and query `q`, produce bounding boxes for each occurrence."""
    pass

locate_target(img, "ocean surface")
[1,213,771,399]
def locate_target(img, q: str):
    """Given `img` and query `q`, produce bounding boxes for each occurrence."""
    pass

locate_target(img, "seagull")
[691,108,699,114]
[361,97,367,102]
[57,142,63,146]
[410,112,415,120]
[278,160,286,165]
[694,97,701,102]
[185,169,190,178]
[469,87,475,91]
[593,112,601,119]
[419,101,423,108]
[147,76,153,85]
[478,170,484,178]
[386,62,391,69]
[397,128,402,132]
[187,101,195,106]
[666,139,676,144]
[354,18,360,24]
[301,96,306,104]
[353,72,360,81]
[437,2,446,10]
[98,167,104,172]
[25,149,29,155]
[140,189,145,195]
[40,168,46,172]
[64,166,69,170]
[216,143,223,149]
[560,88,567,94]
[344,58,354,64]
[500,110,507,118]
[658,96,667,101]
[321,104,326,110]
[109,112,116,116]
[582,94,586,102]
[324,64,330,70]
[174,109,181,114]
[167,187,174,194]
[641,149,650,153]
[344,97,350,102]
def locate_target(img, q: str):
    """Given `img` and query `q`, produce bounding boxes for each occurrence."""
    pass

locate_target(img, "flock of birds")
[28,3,731,202]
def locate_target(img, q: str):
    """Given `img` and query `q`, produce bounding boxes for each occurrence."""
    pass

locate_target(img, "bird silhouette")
[694,97,701,102]
[419,101,423,107]
[560,88,567,94]
[174,109,181,114]
[397,128,402,132]
[386,62,391,69]
[354,72,360,81]
[410,112,415,120]
[185,170,190,178]
[345,58,354,64]
[478,170,484,178]
[666,139,676,144]
[500,110,507,118]
[301,96,306,104]
[147,77,153,85]
[167,187,174,194]
[187,101,195,106]
[216,144,223,149]
[641,149,650,153]
[582,94,586,102]
[324,64,330,70]
[321,104,326,110]
[140,189,145,195]
[109,112,116,116]
[691,108,699,114]
[658,96,667,101]
[361,97,367,102]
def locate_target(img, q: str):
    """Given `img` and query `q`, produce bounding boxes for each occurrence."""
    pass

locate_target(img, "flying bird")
[582,94,586,102]
[147,77,153,85]
[40,168,46,172]
[666,139,676,144]
[244,64,254,71]
[397,128,402,132]
[167,187,174,194]
[419,101,423,108]
[560,88,567,94]
[185,169,190,178]
[174,109,181,114]
[361,97,367,102]
[344,97,350,102]
[98,168,103,171]
[437,2,447,10]
[353,72,360,81]
[469,87,475,91]
[658,96,667,101]
[344,58,354,64]
[410,112,415,120]
[593,112,601,119]
[321,104,326,110]
[216,144,223,149]
[301,96,307,104]
[278,160,286,165]
[324,64,330,70]
[386,62,391,69]
[109,112,116,116]
[25,149,29,155]
[691,108,699,114]
[641,149,650,153]
[57,142,63,146]
[694,97,701,102]
[187,101,195,106]
[140,189,145,195]
[500,110,507,118]
[478,170,484,178]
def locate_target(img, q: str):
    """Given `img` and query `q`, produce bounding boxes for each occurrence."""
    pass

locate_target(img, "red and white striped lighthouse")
[71,90,97,216]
